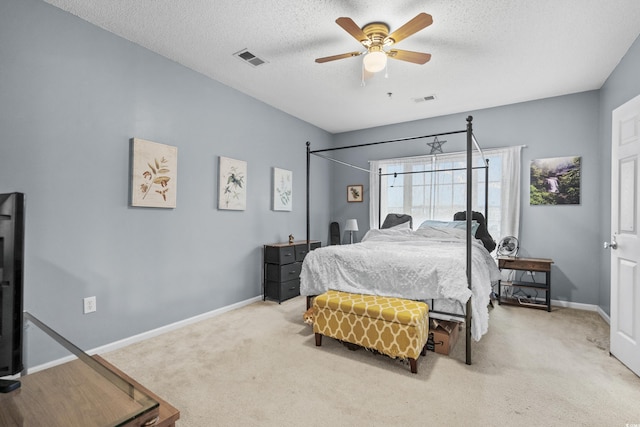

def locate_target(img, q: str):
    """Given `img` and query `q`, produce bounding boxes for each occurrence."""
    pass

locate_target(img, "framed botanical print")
[273,167,292,211]
[347,184,363,203]
[218,156,247,210]
[130,138,177,208]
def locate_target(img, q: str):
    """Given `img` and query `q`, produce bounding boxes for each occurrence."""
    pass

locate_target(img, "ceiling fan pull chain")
[361,61,366,87]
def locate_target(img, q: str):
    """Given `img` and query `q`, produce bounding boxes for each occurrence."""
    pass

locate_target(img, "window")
[370,146,522,241]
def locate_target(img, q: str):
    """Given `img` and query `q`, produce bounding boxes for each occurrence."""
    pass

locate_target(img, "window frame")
[370,146,521,241]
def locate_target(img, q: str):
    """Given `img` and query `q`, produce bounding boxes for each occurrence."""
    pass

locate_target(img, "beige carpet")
[104,297,640,427]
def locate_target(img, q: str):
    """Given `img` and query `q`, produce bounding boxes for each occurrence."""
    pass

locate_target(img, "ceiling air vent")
[413,95,437,103]
[233,49,268,67]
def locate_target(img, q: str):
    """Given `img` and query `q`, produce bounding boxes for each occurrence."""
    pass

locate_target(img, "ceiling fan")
[315,13,433,73]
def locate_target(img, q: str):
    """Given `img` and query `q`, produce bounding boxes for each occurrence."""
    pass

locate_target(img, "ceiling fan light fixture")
[363,51,387,73]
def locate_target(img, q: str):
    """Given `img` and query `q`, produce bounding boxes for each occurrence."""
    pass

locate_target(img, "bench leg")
[306,295,316,309]
[315,333,322,346]
[409,358,418,374]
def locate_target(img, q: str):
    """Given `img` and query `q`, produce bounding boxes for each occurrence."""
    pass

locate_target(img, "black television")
[0,192,25,393]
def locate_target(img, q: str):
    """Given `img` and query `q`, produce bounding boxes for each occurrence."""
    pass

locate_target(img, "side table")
[497,256,553,311]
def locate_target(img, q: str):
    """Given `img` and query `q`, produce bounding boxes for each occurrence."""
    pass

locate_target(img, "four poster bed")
[302,116,501,365]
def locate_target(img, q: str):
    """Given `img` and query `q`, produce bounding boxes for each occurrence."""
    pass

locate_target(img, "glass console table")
[0,312,179,426]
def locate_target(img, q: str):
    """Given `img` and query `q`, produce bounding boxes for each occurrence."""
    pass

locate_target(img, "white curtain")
[494,145,522,239]
[369,145,522,240]
[369,160,382,229]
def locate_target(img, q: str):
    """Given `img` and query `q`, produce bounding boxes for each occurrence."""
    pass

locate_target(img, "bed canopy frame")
[305,116,489,365]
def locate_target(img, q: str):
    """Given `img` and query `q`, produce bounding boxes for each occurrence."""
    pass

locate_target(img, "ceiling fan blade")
[385,13,433,45]
[315,52,363,63]
[388,49,432,64]
[335,17,369,44]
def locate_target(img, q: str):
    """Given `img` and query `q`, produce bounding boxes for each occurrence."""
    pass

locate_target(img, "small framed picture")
[218,156,247,211]
[130,138,178,208]
[347,184,363,203]
[273,167,292,211]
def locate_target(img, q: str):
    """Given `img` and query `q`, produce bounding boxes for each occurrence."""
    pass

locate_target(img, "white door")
[610,93,640,377]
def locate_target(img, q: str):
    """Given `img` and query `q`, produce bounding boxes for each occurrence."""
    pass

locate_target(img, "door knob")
[604,236,618,250]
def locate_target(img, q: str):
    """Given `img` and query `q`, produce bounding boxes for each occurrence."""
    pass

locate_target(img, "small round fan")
[497,236,519,257]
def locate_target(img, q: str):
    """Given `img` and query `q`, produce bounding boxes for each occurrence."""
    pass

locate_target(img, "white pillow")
[418,219,479,235]
[414,226,467,239]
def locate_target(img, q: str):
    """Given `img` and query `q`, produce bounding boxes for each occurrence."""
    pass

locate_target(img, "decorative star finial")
[427,136,447,154]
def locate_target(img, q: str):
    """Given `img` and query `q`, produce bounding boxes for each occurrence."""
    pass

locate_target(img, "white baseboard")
[92,296,263,355]
[551,299,611,324]
[597,306,611,324]
[502,297,600,312]
[25,354,78,375]
[551,299,598,311]
[25,295,263,374]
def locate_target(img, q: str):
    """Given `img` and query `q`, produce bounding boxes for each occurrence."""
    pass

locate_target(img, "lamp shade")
[363,51,387,73]
[344,219,359,232]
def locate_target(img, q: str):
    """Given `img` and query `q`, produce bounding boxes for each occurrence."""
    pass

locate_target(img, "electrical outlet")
[83,296,96,314]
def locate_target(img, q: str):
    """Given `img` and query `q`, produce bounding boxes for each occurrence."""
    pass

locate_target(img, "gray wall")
[0,0,331,366]
[330,93,602,307]
[597,34,640,315]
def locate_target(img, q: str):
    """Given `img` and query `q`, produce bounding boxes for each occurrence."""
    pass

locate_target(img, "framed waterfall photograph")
[530,156,581,205]
[218,156,247,210]
[130,138,178,208]
[273,167,292,211]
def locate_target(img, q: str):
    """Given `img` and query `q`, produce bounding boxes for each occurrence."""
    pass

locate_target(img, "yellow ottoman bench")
[313,290,429,373]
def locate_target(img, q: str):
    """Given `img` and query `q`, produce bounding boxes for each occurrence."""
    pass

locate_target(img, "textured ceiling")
[42,0,640,133]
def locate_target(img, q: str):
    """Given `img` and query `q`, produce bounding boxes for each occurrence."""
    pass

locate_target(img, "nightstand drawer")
[264,245,296,264]
[265,279,300,302]
[295,241,321,261]
[266,262,302,282]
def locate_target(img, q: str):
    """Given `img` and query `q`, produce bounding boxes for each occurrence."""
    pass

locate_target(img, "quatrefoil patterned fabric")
[313,290,429,360]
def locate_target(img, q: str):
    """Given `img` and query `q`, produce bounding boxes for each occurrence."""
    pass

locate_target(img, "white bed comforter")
[300,227,501,340]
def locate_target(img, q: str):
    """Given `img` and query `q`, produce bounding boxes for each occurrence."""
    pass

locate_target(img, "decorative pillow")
[389,221,411,230]
[418,219,480,235]
[452,211,496,252]
[381,213,413,229]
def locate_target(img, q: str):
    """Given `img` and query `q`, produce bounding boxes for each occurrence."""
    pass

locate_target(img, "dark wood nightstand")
[263,240,320,303]
[497,256,553,311]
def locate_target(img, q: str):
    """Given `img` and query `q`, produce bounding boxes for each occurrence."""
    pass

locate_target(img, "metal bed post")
[305,142,312,310]
[465,116,473,365]
[378,168,382,228]
[306,141,311,250]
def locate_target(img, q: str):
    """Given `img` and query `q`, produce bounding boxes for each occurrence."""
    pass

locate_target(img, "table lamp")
[344,219,359,244]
